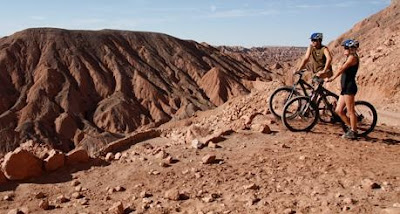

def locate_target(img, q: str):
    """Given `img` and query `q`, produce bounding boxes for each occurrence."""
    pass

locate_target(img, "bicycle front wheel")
[341,101,378,136]
[269,86,299,119]
[282,96,319,132]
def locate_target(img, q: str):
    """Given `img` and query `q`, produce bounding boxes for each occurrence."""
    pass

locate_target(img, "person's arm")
[296,45,312,72]
[327,55,358,82]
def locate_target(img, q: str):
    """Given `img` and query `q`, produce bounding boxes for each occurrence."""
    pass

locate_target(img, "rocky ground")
[1,87,399,214]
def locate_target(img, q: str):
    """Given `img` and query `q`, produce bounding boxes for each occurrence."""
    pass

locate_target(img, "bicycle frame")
[293,71,315,97]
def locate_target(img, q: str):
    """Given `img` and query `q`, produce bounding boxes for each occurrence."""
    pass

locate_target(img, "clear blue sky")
[0,0,391,47]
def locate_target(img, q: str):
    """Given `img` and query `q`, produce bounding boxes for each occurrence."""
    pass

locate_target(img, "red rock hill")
[0,28,272,154]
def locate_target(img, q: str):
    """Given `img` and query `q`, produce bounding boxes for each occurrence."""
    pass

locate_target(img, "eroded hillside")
[0,28,272,154]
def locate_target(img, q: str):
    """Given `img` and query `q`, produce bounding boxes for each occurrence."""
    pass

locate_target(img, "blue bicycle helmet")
[342,39,359,48]
[310,33,323,40]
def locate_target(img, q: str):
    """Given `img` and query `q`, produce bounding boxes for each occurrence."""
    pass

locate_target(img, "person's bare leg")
[335,95,350,126]
[344,95,357,132]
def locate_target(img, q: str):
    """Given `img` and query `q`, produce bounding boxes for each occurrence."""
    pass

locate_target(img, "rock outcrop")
[1,148,43,180]
[0,28,272,154]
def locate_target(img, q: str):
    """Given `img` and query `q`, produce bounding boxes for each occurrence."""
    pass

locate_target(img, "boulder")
[251,124,271,134]
[0,169,7,184]
[66,148,89,165]
[44,150,65,171]
[2,148,43,180]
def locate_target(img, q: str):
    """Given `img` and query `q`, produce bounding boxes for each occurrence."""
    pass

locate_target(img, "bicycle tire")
[317,94,338,123]
[340,101,378,136]
[269,86,299,119]
[282,96,319,132]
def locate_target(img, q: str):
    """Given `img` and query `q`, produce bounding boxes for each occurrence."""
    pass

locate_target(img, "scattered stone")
[35,192,46,199]
[71,180,81,186]
[243,183,259,190]
[155,150,169,159]
[203,130,226,144]
[56,195,70,203]
[75,186,83,192]
[164,156,174,164]
[342,206,351,211]
[361,178,381,189]
[202,154,216,164]
[39,199,50,210]
[78,198,89,205]
[114,152,122,160]
[246,195,261,206]
[208,142,219,148]
[192,139,204,149]
[109,201,124,214]
[140,190,153,198]
[343,198,355,205]
[149,170,160,175]
[3,194,14,201]
[107,187,116,194]
[250,124,271,134]
[142,198,152,209]
[164,188,189,201]
[160,162,170,168]
[71,192,83,199]
[105,153,114,161]
[283,208,296,214]
[115,186,126,192]
[195,172,202,178]
[202,195,214,203]
[7,208,29,214]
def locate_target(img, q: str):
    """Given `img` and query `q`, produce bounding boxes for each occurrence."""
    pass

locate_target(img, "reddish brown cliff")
[0,28,272,154]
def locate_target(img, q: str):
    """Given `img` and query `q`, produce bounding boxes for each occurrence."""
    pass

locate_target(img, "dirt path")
[1,121,399,214]
[377,110,400,127]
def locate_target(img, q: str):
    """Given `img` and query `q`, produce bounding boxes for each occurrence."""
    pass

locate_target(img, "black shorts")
[341,82,358,95]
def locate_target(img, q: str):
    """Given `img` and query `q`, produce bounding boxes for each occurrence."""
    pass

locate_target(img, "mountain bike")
[281,77,378,137]
[269,70,339,123]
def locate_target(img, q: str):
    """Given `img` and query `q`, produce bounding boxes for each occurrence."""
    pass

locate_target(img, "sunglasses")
[344,46,350,50]
[311,39,318,42]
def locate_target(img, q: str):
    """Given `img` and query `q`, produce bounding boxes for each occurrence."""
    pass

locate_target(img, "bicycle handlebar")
[312,76,324,85]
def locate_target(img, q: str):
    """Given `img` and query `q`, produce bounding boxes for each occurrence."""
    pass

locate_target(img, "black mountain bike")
[269,70,338,123]
[281,78,378,137]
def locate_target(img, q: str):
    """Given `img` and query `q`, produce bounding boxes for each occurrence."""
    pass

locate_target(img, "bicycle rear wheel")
[341,101,377,136]
[282,96,319,132]
[269,86,299,119]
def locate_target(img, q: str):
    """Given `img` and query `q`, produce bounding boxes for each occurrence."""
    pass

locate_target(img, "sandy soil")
[1,117,399,214]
